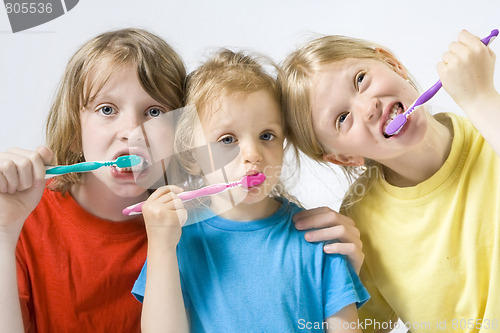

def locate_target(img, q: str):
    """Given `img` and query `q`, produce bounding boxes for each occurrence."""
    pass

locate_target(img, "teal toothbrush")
[45,155,143,179]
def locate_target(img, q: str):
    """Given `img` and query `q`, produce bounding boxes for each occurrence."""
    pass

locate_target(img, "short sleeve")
[131,259,192,310]
[356,265,398,332]
[131,260,147,303]
[16,248,33,333]
[323,254,370,318]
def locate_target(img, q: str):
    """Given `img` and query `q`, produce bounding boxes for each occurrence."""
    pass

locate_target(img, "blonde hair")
[279,35,419,207]
[176,49,299,204]
[45,28,186,193]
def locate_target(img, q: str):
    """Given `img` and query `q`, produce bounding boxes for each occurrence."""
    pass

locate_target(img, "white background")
[1,1,499,331]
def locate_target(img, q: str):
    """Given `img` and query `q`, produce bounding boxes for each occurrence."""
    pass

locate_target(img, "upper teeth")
[116,159,145,173]
[389,103,401,120]
[383,103,403,132]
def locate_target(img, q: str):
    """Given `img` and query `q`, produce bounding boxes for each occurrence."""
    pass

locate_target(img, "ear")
[322,153,364,167]
[375,48,408,79]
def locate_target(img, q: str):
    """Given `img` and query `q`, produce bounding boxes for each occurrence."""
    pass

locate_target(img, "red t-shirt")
[16,187,147,332]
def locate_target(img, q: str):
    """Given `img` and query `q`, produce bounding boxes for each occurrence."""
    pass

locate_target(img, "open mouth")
[114,155,150,174]
[383,102,405,138]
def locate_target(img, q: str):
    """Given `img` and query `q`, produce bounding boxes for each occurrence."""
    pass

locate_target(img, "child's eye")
[355,72,366,90]
[219,135,237,145]
[260,132,276,141]
[98,106,115,116]
[336,112,350,130]
[147,108,163,118]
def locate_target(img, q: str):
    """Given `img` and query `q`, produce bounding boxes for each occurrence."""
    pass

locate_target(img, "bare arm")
[294,207,364,273]
[438,29,500,157]
[325,304,361,333]
[0,146,53,333]
[141,186,189,333]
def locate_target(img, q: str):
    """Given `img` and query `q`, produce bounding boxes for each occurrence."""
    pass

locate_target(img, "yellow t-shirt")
[344,113,500,333]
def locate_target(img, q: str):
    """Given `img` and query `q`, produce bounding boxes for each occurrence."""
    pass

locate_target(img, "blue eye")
[336,112,349,130]
[99,106,114,115]
[356,72,366,89]
[219,136,236,145]
[260,132,276,141]
[147,108,163,117]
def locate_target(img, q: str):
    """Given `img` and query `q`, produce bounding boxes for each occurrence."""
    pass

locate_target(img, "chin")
[107,182,149,199]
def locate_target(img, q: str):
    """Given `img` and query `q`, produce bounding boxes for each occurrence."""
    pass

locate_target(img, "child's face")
[310,58,429,165]
[80,63,174,198]
[194,89,284,208]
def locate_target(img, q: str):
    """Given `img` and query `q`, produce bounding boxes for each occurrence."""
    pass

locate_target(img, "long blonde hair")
[45,28,186,193]
[279,35,419,207]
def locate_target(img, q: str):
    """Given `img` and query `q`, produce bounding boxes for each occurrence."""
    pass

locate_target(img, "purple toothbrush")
[385,29,499,136]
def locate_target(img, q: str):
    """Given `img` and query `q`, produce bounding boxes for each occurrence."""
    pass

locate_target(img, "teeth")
[116,159,145,173]
[383,103,404,134]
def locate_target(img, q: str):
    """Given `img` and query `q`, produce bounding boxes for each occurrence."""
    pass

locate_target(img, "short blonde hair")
[45,28,186,193]
[177,49,298,203]
[177,49,280,171]
[279,35,419,205]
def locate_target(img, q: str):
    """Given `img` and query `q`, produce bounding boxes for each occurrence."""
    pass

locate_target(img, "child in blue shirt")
[132,49,369,332]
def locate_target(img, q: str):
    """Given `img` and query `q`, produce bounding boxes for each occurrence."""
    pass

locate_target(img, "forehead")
[310,58,389,107]
[207,89,280,119]
[83,59,135,103]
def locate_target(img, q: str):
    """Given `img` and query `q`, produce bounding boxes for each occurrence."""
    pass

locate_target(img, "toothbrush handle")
[178,183,230,201]
[45,161,103,178]
[406,29,499,117]
[122,183,236,216]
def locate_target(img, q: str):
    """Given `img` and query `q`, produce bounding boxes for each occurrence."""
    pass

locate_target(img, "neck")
[212,196,281,221]
[70,177,149,222]
[381,115,453,187]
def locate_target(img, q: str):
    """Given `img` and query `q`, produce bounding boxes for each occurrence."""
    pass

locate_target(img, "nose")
[118,112,144,142]
[353,96,381,123]
[241,140,262,165]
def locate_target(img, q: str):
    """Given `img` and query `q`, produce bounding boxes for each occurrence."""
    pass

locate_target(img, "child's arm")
[325,304,361,333]
[0,146,53,333]
[438,29,500,157]
[140,186,189,333]
[293,207,364,273]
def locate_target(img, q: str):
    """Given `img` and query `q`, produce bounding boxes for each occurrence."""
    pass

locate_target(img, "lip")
[380,101,406,138]
[243,170,264,189]
[245,170,261,176]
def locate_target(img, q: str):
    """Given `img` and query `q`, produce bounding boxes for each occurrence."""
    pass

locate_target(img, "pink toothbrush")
[385,29,499,137]
[122,173,266,216]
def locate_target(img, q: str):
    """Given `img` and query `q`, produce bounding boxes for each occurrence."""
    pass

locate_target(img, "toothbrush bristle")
[240,173,266,189]
[115,155,142,168]
[384,114,407,136]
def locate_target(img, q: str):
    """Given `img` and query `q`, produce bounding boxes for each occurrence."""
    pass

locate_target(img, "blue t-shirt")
[133,199,369,332]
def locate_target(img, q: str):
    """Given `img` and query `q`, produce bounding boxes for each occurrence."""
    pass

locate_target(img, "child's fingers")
[147,185,184,201]
[0,150,36,193]
[447,41,468,57]
[457,29,482,48]
[304,224,361,245]
[7,148,50,191]
[323,242,365,274]
[144,185,187,225]
[0,169,8,193]
[0,156,19,193]
[35,146,53,183]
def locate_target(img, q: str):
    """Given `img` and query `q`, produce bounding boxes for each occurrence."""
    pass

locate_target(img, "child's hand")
[0,146,53,241]
[142,185,187,247]
[293,207,364,274]
[437,29,497,111]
